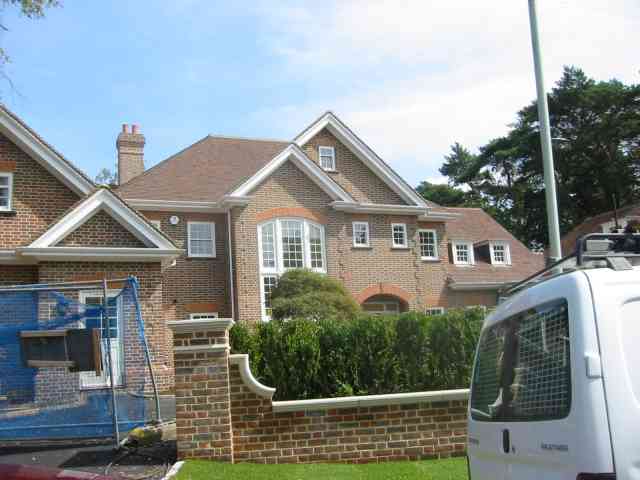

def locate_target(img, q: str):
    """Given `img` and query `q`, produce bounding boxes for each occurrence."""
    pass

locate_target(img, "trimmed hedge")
[230,309,483,401]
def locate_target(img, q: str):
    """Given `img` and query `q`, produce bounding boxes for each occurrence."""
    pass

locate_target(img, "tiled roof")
[116,135,290,202]
[560,203,640,255]
[443,207,545,286]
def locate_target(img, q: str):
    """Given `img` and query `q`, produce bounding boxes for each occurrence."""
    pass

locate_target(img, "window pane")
[0,176,8,186]
[189,223,214,256]
[392,225,406,246]
[354,223,368,246]
[455,244,469,263]
[190,223,212,240]
[84,296,118,339]
[281,220,304,268]
[493,244,506,263]
[419,231,436,258]
[309,224,324,269]
[261,223,276,268]
[262,276,278,319]
[470,299,571,422]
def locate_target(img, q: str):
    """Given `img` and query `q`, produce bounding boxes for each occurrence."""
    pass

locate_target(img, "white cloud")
[252,0,640,185]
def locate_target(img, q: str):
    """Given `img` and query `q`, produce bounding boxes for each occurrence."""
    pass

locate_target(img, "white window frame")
[489,241,511,265]
[187,221,216,258]
[258,218,327,321]
[352,221,370,248]
[0,172,13,211]
[391,223,408,248]
[189,312,218,320]
[425,307,445,316]
[418,229,438,260]
[149,219,161,230]
[452,240,474,265]
[318,146,336,171]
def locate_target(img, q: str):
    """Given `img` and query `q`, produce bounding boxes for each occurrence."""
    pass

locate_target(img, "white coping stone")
[167,318,235,332]
[174,344,229,353]
[162,461,184,480]
[272,389,470,413]
[228,354,276,399]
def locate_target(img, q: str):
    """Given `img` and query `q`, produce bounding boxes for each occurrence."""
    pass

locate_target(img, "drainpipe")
[227,210,236,320]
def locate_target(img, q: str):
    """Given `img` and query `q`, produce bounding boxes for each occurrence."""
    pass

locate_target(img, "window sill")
[322,169,338,173]
[187,255,217,259]
[391,246,410,250]
[421,257,440,262]
[453,263,474,267]
[352,245,372,250]
[491,263,512,267]
[0,209,17,216]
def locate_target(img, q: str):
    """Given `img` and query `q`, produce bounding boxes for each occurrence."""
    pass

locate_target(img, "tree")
[438,67,640,249]
[269,269,361,321]
[415,181,466,206]
[94,168,117,186]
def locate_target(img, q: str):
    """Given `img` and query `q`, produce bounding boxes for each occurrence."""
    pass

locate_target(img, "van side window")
[470,299,571,422]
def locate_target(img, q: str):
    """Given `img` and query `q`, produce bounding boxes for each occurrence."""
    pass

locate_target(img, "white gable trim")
[29,188,179,251]
[294,112,427,208]
[0,107,94,196]
[228,144,353,202]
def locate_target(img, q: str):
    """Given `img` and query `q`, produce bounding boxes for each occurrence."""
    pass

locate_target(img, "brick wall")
[57,210,147,248]
[143,211,231,321]
[301,128,406,206]
[0,265,38,286]
[0,133,79,247]
[37,261,173,392]
[169,320,468,464]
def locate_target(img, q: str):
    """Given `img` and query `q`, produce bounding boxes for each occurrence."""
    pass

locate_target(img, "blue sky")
[1,1,638,187]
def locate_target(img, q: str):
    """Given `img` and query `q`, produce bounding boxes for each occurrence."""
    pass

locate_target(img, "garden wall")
[169,318,469,464]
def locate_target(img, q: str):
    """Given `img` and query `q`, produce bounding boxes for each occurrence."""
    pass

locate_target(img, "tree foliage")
[94,168,117,186]
[428,67,640,249]
[269,269,361,321]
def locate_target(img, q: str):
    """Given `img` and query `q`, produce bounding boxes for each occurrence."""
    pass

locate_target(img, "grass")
[175,457,468,480]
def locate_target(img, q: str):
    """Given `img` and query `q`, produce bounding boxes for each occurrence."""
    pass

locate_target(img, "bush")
[230,309,483,401]
[270,269,361,321]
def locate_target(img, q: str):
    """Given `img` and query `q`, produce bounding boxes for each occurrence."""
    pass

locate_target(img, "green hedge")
[230,309,483,401]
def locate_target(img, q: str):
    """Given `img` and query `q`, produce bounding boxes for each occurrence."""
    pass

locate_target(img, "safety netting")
[0,277,159,442]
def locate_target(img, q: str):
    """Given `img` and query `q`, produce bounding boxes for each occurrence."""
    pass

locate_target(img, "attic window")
[0,173,13,211]
[490,242,511,265]
[452,241,474,265]
[318,146,336,171]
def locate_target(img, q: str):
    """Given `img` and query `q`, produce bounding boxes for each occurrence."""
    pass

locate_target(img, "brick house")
[0,106,542,395]
[115,111,544,322]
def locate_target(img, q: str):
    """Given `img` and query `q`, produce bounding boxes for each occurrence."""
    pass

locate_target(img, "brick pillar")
[168,318,235,462]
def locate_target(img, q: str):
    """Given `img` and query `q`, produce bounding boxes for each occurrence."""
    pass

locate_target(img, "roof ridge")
[207,133,288,144]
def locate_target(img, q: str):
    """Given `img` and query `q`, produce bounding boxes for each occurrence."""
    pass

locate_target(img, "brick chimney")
[117,123,145,185]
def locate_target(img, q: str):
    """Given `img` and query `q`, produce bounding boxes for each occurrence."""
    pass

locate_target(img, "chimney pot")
[132,124,140,134]
[122,124,129,133]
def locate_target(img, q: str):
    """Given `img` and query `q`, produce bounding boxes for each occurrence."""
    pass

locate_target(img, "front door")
[79,291,124,389]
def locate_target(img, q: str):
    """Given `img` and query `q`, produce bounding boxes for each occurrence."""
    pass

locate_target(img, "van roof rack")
[504,233,640,297]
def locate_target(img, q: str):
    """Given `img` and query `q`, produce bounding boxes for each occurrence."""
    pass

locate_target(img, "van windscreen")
[470,299,571,422]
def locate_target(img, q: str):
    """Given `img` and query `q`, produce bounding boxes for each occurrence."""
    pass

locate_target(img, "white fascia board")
[418,210,462,221]
[331,201,427,216]
[0,109,94,196]
[124,198,227,213]
[228,144,353,202]
[448,281,508,291]
[272,388,470,413]
[17,247,181,262]
[294,112,427,208]
[0,249,37,265]
[30,189,177,250]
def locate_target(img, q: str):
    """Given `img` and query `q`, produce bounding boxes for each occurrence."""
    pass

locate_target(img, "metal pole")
[103,278,120,449]
[528,0,562,262]
[0,278,132,293]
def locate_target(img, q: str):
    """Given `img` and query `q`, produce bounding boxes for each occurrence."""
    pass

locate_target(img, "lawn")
[175,457,468,480]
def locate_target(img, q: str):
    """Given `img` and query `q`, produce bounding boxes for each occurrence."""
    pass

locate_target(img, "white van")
[467,234,640,480]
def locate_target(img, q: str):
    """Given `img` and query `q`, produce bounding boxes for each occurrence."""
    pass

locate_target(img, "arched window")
[257,218,327,321]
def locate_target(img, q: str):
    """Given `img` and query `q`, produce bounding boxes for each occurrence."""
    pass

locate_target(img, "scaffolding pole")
[103,278,120,449]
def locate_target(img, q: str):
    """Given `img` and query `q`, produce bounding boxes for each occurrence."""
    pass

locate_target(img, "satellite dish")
[169,215,180,225]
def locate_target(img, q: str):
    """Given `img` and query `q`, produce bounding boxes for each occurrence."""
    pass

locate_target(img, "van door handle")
[502,429,510,453]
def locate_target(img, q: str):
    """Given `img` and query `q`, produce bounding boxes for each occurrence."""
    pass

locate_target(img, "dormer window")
[490,241,511,265]
[452,241,474,265]
[0,172,13,211]
[318,146,336,171]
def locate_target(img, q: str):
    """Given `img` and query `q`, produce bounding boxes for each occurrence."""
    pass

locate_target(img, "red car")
[0,464,114,480]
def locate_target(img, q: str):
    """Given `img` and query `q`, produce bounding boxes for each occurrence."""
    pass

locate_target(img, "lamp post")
[528,0,563,263]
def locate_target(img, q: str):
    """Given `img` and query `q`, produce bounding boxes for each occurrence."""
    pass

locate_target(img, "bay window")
[258,218,327,320]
